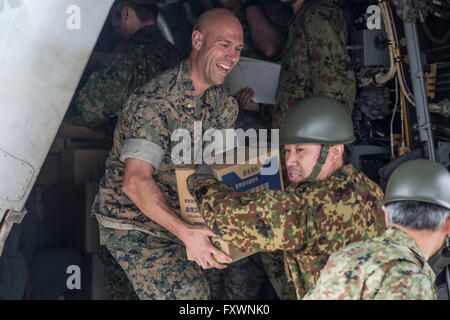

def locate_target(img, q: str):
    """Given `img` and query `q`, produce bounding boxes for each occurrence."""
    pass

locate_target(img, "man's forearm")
[245,5,283,59]
[192,178,305,252]
[122,170,189,240]
[123,160,233,267]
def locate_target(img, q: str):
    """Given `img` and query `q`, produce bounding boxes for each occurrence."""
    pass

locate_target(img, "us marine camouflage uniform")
[304,227,438,300]
[66,25,182,128]
[191,164,386,299]
[67,24,181,300]
[272,0,356,128]
[99,245,138,300]
[92,60,238,299]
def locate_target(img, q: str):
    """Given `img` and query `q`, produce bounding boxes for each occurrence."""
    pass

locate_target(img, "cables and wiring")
[400,91,411,149]
[390,77,400,159]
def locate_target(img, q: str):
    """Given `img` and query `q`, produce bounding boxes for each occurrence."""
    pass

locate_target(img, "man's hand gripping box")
[175,147,284,263]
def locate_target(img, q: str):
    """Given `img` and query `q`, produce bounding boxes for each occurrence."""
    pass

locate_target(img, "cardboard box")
[60,149,108,184]
[176,147,284,263]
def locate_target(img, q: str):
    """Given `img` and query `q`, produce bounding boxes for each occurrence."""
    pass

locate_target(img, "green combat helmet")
[279,96,355,146]
[384,159,450,209]
[279,96,356,181]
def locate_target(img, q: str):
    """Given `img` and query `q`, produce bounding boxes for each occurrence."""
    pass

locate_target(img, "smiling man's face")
[196,17,244,88]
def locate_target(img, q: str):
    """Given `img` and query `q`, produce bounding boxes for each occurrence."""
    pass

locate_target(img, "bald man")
[91,9,243,300]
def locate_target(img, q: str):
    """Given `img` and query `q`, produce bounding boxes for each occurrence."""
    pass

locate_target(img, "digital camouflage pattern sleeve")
[66,26,181,127]
[67,48,138,127]
[304,228,437,300]
[191,178,310,252]
[191,164,386,298]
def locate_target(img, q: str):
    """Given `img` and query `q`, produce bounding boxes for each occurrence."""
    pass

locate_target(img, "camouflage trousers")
[99,226,210,300]
[203,253,279,300]
[99,245,138,300]
[260,251,297,300]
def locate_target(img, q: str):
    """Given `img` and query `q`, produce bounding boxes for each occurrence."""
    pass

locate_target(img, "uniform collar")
[289,163,356,190]
[383,227,430,270]
[335,163,357,179]
[133,25,159,40]
[176,60,223,119]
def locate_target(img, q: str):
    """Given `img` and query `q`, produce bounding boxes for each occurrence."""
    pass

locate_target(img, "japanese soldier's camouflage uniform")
[66,25,182,127]
[268,1,357,289]
[304,228,437,300]
[191,164,385,299]
[305,159,450,300]
[91,60,238,299]
[189,97,386,299]
[272,0,356,128]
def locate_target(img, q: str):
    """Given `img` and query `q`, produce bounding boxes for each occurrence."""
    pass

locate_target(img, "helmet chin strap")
[305,145,330,182]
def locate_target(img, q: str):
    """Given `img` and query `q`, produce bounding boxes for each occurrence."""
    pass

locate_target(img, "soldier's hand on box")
[186,164,215,197]
[180,225,231,269]
[236,87,260,112]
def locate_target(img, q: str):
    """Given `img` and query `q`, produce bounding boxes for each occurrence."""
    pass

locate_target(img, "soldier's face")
[284,144,322,182]
[196,21,243,87]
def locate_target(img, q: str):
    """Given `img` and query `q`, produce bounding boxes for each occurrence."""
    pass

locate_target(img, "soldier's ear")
[382,206,390,228]
[192,30,203,52]
[122,5,132,22]
[443,216,450,235]
[329,144,344,164]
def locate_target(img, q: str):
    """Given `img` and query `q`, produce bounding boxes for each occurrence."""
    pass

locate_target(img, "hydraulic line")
[401,91,411,149]
[390,77,400,159]
[374,0,396,85]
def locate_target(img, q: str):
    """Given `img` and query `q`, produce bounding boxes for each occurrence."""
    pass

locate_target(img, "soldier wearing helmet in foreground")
[304,159,450,300]
[187,96,386,299]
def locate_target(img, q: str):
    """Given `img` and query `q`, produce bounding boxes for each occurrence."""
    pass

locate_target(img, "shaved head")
[193,8,243,38]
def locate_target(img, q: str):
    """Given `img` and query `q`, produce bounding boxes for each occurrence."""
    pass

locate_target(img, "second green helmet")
[384,159,450,209]
[279,96,356,145]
